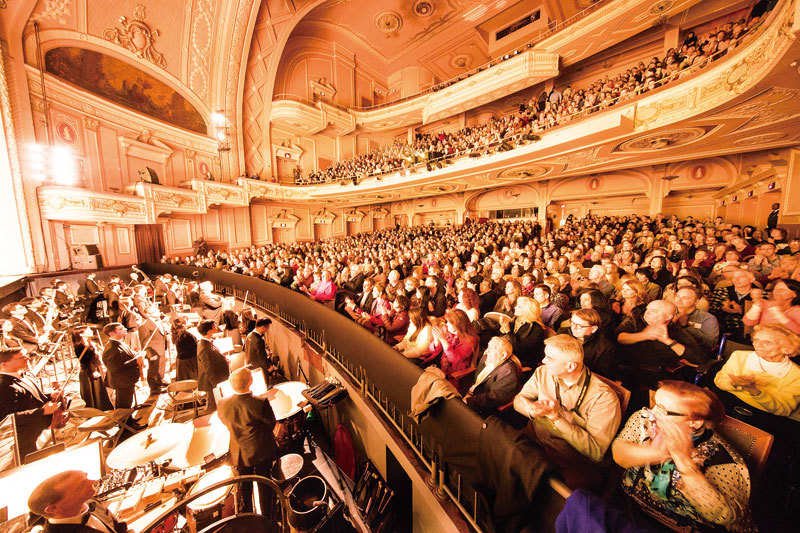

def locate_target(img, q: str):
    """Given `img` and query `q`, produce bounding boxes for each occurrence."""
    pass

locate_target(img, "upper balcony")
[270,0,706,134]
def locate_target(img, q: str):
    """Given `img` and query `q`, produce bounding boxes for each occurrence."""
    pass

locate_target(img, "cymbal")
[106,423,192,469]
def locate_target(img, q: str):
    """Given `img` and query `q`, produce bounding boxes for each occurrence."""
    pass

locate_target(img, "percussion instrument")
[166,414,230,469]
[288,475,329,531]
[186,465,235,533]
[106,423,191,469]
[268,381,309,450]
[270,453,305,487]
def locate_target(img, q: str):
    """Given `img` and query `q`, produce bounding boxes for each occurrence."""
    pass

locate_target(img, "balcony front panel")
[188,179,249,207]
[126,182,204,216]
[423,51,560,124]
[38,186,150,224]
[269,99,326,135]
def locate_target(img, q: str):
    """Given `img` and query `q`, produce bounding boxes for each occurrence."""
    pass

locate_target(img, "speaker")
[138,167,160,185]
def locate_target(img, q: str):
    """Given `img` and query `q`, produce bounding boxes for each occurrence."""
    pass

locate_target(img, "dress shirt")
[516,366,621,462]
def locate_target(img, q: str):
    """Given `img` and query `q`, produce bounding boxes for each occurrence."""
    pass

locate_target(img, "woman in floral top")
[612,381,753,532]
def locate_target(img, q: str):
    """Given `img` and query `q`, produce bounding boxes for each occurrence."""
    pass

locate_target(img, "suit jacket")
[429,286,447,318]
[217,392,278,467]
[41,501,127,533]
[81,278,101,297]
[138,318,167,358]
[0,373,52,460]
[102,340,140,390]
[197,338,230,395]
[245,331,268,374]
[466,355,522,415]
[199,292,223,322]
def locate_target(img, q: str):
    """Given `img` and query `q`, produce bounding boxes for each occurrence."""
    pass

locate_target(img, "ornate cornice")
[188,179,249,207]
[38,186,149,224]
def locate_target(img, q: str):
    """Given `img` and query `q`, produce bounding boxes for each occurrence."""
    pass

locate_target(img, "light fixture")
[26,143,79,185]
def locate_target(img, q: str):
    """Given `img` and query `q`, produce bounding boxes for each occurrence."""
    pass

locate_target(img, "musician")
[199,281,224,323]
[197,320,230,413]
[28,470,127,533]
[117,293,143,351]
[239,306,258,337]
[79,272,101,299]
[2,303,46,349]
[1,319,23,349]
[138,306,168,394]
[53,281,75,311]
[21,297,47,330]
[71,327,112,411]
[131,285,150,316]
[101,322,144,416]
[163,281,183,310]
[245,318,274,384]
[171,317,197,381]
[221,298,243,348]
[0,347,57,462]
[153,274,171,302]
[217,366,278,513]
[103,283,120,322]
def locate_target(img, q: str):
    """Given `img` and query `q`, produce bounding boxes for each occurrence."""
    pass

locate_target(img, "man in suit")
[28,470,127,533]
[80,272,101,299]
[2,303,43,349]
[101,322,143,412]
[138,307,168,394]
[117,294,143,351]
[0,347,57,462]
[197,320,230,413]
[465,336,522,416]
[245,318,274,385]
[217,366,278,513]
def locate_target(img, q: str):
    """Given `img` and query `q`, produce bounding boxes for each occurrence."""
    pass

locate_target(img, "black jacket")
[245,331,269,375]
[0,373,52,460]
[197,338,230,410]
[217,392,278,467]
[466,356,522,416]
[504,322,545,368]
[578,330,619,380]
[102,340,140,390]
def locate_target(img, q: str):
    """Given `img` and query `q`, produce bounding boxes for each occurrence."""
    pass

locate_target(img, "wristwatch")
[666,339,678,348]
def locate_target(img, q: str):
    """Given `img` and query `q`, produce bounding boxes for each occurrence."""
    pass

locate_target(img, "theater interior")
[2,0,800,531]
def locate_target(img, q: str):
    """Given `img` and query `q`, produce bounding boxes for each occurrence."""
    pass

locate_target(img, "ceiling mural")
[45,47,208,134]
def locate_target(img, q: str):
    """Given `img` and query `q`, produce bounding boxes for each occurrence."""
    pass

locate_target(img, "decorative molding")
[103,3,167,69]
[125,182,203,217]
[188,179,249,207]
[313,208,337,224]
[614,127,709,153]
[270,209,301,228]
[119,135,173,163]
[38,186,149,224]
[83,116,100,131]
[31,0,71,24]
[237,177,312,202]
[273,140,304,162]
[310,78,336,99]
[374,11,403,34]
[188,0,214,100]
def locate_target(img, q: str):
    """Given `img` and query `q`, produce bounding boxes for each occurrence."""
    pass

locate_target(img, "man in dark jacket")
[465,336,522,416]
[566,309,619,380]
[0,347,56,462]
[197,320,230,413]
[217,366,278,512]
[102,322,143,410]
[245,318,274,385]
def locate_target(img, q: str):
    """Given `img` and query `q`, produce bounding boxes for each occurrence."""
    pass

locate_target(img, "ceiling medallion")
[497,166,549,180]
[614,127,708,153]
[450,54,472,69]
[649,0,675,15]
[413,1,435,18]
[375,11,403,35]
[103,3,166,69]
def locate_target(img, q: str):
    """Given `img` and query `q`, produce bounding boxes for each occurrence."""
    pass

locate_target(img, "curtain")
[134,224,165,264]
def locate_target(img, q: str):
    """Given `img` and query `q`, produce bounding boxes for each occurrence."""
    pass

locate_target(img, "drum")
[288,475,329,531]
[270,453,305,487]
[268,381,309,451]
[166,414,230,469]
[185,465,235,533]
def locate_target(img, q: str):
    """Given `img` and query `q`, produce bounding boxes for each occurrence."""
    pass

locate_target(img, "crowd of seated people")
[294,8,768,186]
[164,209,800,530]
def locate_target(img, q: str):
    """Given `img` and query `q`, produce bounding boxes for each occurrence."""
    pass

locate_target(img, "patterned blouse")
[615,410,754,532]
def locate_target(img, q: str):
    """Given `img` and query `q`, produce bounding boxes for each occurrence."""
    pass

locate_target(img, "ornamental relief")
[103,3,167,69]
[152,191,201,208]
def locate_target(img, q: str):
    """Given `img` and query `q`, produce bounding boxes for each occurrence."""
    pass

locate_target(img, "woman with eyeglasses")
[612,381,753,532]
[743,279,800,335]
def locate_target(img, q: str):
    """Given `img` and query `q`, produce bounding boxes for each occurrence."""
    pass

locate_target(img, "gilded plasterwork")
[103,4,167,69]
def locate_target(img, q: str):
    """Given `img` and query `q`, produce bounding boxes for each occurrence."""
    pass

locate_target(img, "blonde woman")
[714,324,800,420]
[498,297,547,367]
[395,307,435,360]
[612,278,647,317]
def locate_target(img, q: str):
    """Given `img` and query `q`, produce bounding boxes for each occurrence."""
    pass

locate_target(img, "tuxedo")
[244,329,267,371]
[138,318,167,391]
[197,338,229,412]
[81,278,101,298]
[102,340,140,409]
[0,372,52,461]
[42,501,127,533]
[153,278,169,300]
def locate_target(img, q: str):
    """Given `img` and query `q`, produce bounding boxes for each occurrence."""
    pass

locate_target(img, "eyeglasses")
[652,403,689,417]
[571,321,593,330]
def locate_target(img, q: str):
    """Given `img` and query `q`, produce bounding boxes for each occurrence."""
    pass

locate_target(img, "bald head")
[644,300,676,326]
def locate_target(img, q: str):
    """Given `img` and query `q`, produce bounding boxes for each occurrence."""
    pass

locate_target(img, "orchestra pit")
[4,0,800,531]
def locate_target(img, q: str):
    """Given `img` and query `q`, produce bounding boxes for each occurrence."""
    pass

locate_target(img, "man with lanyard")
[513,335,621,490]
[28,470,127,533]
[0,347,57,462]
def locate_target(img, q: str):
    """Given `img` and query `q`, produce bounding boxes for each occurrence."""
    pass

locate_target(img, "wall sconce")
[768,182,776,190]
